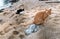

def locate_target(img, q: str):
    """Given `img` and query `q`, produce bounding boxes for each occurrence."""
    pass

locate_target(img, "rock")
[0,19,2,22]
[9,0,19,3]
[0,10,3,13]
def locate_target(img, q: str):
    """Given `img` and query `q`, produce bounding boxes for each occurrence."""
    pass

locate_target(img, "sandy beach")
[0,0,60,39]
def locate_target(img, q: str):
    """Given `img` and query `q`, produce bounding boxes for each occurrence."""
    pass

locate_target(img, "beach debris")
[25,24,40,35]
[16,9,24,14]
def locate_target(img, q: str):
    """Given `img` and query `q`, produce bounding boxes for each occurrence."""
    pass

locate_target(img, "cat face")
[46,8,51,15]
[43,9,51,20]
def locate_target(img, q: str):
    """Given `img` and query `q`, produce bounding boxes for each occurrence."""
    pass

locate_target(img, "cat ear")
[46,8,51,12]
[48,8,51,11]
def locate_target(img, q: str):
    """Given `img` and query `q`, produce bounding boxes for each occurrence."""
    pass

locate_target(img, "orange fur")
[33,9,51,25]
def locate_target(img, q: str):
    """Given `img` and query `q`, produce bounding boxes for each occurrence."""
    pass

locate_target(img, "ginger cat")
[33,9,51,25]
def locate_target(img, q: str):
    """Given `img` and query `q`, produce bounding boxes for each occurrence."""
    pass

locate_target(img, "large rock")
[9,0,19,2]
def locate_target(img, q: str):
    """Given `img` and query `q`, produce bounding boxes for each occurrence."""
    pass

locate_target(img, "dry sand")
[0,0,60,39]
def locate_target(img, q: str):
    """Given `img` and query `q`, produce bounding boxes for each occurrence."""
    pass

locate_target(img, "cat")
[33,9,51,25]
